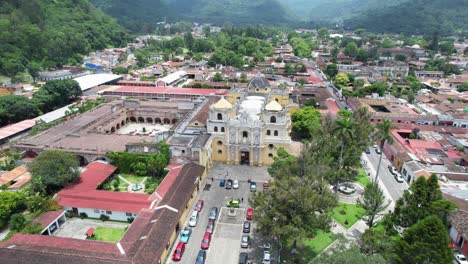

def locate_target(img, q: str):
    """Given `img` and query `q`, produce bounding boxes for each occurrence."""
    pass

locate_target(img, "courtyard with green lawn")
[283,230,336,263]
[330,202,366,229]
[90,227,126,243]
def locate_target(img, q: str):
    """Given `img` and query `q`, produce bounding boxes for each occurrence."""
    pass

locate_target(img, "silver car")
[233,180,239,189]
[241,235,250,248]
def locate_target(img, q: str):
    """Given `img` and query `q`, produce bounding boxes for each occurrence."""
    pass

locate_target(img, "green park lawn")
[92,227,126,243]
[116,174,146,189]
[356,168,371,187]
[284,231,336,263]
[331,203,366,229]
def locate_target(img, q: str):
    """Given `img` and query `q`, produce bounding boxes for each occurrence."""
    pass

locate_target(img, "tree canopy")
[291,106,321,140]
[28,150,80,194]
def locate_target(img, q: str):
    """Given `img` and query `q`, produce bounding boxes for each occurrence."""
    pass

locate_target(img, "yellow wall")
[211,138,228,162]
[227,93,243,104]
[160,228,177,264]
[269,94,290,106]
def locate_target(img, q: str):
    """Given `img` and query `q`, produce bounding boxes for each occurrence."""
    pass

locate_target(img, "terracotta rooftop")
[32,210,65,228]
[0,120,36,141]
[0,166,28,186]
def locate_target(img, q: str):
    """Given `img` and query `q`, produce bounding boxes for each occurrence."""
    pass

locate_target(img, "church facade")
[207,76,292,166]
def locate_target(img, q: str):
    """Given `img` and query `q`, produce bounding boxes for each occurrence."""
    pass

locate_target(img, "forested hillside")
[0,0,127,77]
[345,0,468,34]
[90,0,291,33]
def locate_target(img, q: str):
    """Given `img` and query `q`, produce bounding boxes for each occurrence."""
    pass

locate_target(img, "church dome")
[247,75,270,90]
[211,97,232,110]
[265,100,282,111]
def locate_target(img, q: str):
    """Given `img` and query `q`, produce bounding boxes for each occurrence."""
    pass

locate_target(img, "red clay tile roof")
[32,210,65,228]
[0,120,36,141]
[0,166,28,185]
[56,162,152,213]
[112,86,229,96]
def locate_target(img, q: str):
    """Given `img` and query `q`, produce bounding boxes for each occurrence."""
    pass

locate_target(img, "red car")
[201,232,211,249]
[194,199,204,212]
[246,207,254,220]
[172,242,185,261]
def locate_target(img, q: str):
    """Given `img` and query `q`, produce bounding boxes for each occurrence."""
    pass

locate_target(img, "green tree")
[9,213,26,231]
[357,182,390,227]
[132,162,147,177]
[27,62,42,83]
[356,49,369,62]
[183,32,194,50]
[33,79,82,113]
[317,28,329,42]
[28,150,80,194]
[457,82,468,92]
[284,63,295,75]
[353,79,365,90]
[344,42,358,58]
[146,157,166,177]
[334,73,350,87]
[112,66,129,74]
[407,89,415,103]
[291,107,321,140]
[213,72,224,82]
[250,144,337,247]
[325,63,338,78]
[390,215,452,264]
[0,191,27,228]
[267,148,296,179]
[360,228,391,255]
[0,95,40,126]
[373,120,395,183]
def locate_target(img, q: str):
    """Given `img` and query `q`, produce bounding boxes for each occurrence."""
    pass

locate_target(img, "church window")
[218,150,222,154]
[217,113,223,120]
[221,127,225,132]
[270,116,276,123]
[217,141,223,146]
[214,126,218,132]
[274,130,278,136]
[266,130,271,136]
[269,144,274,150]
[242,131,248,138]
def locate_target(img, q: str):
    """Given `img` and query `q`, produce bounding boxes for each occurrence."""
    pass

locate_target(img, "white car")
[456,254,468,264]
[394,172,404,183]
[233,180,239,189]
[262,250,271,264]
[188,211,198,227]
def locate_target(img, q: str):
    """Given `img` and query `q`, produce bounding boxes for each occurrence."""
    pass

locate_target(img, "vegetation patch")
[331,203,366,229]
[356,168,371,187]
[89,227,126,243]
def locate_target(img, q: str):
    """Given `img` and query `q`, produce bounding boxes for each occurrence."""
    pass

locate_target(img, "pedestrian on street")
[241,197,244,203]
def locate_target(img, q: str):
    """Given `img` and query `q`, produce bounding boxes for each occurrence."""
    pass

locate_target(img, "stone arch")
[121,120,125,126]
[172,118,177,124]
[130,116,137,122]
[146,117,153,123]
[163,118,170,124]
[138,117,145,123]
[126,117,130,123]
[270,116,277,123]
[94,157,110,163]
[111,127,116,133]
[217,113,223,120]
[116,123,121,130]
[155,118,162,124]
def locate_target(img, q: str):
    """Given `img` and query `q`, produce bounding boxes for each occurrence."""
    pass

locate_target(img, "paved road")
[165,164,273,264]
[365,150,409,202]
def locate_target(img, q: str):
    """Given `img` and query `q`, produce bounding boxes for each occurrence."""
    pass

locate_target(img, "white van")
[188,211,199,227]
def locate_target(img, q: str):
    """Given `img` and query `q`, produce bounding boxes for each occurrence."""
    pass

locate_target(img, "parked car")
[238,252,249,264]
[188,211,199,227]
[250,181,257,192]
[180,227,192,243]
[226,179,233,189]
[262,250,271,264]
[233,179,239,189]
[172,242,185,261]
[227,199,240,208]
[246,208,254,220]
[206,223,214,234]
[263,181,269,190]
[243,221,251,233]
[365,147,371,154]
[456,254,468,264]
[195,250,206,264]
[194,199,204,212]
[394,172,404,183]
[209,207,218,221]
[201,232,211,249]
[375,148,382,154]
[219,179,225,187]
[241,234,250,248]
[387,165,397,175]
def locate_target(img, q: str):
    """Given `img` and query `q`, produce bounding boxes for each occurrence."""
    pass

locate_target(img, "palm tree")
[373,119,396,184]
[333,117,355,189]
